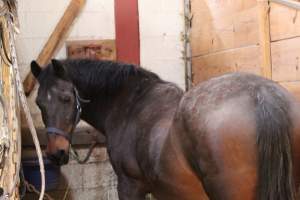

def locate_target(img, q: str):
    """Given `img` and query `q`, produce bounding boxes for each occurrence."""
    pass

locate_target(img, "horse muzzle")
[47,149,69,166]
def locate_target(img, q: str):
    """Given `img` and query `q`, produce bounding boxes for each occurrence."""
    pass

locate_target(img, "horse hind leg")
[196,134,257,199]
[189,108,258,200]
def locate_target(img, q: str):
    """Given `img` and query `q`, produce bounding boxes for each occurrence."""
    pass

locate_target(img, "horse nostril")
[46,150,68,166]
[58,149,66,156]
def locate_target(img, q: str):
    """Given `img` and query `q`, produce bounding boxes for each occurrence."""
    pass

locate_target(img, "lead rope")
[69,141,97,164]
[24,181,54,200]
[69,88,95,164]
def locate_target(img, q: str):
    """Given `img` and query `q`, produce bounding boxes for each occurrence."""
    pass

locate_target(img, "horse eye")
[61,95,71,103]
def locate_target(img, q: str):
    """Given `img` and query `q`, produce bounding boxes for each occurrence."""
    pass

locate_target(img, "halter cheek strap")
[46,87,90,142]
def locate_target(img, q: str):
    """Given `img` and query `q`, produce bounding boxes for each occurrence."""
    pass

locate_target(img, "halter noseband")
[46,87,90,142]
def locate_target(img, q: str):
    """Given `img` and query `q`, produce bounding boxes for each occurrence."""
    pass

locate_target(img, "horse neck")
[76,76,161,134]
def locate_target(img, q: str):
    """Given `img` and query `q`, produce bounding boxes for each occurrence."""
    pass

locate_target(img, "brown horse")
[31,59,300,200]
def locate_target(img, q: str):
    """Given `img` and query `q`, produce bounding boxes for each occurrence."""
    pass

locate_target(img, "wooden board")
[190,0,259,56]
[192,45,261,84]
[190,0,300,100]
[270,2,300,41]
[67,40,116,60]
[271,37,300,82]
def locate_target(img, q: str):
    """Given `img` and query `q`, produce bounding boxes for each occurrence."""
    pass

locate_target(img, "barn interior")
[0,0,299,199]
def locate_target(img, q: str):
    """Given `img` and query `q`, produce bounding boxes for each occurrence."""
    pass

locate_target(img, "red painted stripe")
[114,0,140,65]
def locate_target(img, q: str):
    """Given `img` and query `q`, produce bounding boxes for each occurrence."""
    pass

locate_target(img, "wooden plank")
[270,2,300,41]
[192,45,261,84]
[114,0,140,65]
[190,0,259,56]
[257,0,272,79]
[191,0,258,19]
[271,37,300,82]
[280,81,300,100]
[22,0,86,96]
[66,40,116,60]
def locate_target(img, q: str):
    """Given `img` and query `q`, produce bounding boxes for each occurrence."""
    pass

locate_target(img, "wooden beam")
[257,0,272,79]
[22,0,86,96]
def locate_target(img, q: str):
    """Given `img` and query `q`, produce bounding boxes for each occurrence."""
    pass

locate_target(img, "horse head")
[31,59,82,166]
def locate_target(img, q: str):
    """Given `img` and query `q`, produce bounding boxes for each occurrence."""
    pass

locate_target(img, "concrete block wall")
[16,0,115,80]
[16,0,185,87]
[139,0,185,89]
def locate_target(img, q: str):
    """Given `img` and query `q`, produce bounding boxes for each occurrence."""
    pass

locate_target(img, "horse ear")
[51,59,66,78]
[31,60,42,78]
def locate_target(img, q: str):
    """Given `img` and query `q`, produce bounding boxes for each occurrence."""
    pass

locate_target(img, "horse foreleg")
[117,175,147,200]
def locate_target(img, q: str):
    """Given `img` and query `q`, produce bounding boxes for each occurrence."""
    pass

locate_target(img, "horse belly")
[153,189,208,200]
[152,134,209,200]
[152,173,209,200]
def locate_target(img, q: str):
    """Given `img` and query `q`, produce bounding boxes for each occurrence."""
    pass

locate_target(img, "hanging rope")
[7,16,46,200]
[0,2,45,200]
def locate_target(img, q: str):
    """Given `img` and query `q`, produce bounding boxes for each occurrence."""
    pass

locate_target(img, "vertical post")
[114,0,140,65]
[0,17,20,200]
[257,0,272,79]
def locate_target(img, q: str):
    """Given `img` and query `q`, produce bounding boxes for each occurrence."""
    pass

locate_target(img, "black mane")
[39,59,161,97]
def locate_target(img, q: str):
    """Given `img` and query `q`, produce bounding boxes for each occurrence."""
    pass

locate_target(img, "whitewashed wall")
[16,0,185,88]
[16,0,115,80]
[139,0,185,89]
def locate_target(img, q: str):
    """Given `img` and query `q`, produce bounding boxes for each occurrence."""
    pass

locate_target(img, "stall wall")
[270,2,300,99]
[191,0,300,100]
[191,0,261,82]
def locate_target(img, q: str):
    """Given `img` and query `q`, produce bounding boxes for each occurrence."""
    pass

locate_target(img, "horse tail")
[255,87,296,200]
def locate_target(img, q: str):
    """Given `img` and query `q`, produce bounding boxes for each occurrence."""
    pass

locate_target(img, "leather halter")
[46,87,90,142]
